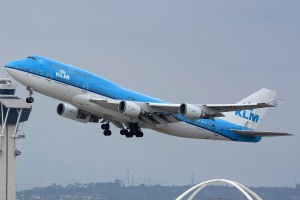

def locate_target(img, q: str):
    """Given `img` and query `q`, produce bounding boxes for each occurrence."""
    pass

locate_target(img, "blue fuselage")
[5,55,260,142]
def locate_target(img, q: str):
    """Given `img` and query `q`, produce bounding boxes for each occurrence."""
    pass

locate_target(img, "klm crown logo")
[56,69,70,80]
[235,110,259,123]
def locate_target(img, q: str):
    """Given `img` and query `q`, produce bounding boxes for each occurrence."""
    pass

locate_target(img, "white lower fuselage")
[7,68,230,141]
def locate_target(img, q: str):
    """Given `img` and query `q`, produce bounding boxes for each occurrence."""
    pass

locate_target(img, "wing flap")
[231,129,292,137]
[88,98,179,126]
[89,97,120,111]
[147,103,180,113]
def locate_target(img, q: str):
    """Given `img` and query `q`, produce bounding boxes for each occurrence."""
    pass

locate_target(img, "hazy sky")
[1,1,299,190]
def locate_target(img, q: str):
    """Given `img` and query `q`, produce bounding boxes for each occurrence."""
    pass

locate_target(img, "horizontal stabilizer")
[230,129,292,137]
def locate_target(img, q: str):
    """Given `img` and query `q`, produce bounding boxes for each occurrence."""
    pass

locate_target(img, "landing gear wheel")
[101,123,110,130]
[26,87,34,103]
[126,131,134,138]
[103,130,112,136]
[136,131,143,138]
[26,97,34,103]
[120,129,128,135]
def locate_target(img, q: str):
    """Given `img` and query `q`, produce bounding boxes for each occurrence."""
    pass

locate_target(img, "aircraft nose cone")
[5,61,17,69]
[4,61,20,78]
[5,65,14,77]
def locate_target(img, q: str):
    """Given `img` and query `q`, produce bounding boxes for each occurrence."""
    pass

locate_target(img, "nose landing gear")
[26,87,34,103]
[26,97,34,103]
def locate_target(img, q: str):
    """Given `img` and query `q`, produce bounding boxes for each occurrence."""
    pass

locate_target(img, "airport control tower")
[0,78,31,200]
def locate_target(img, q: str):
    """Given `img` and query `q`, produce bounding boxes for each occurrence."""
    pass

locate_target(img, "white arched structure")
[176,179,262,200]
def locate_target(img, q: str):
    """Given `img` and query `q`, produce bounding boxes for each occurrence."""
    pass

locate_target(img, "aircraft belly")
[6,68,71,101]
[154,122,230,141]
[31,77,74,101]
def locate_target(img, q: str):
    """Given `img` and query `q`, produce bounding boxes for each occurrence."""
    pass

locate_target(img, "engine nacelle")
[179,103,205,120]
[118,101,141,117]
[57,103,98,123]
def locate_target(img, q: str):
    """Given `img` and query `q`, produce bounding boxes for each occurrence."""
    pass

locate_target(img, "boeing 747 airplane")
[4,55,290,142]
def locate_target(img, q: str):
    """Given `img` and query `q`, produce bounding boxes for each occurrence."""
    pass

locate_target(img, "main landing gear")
[120,123,143,138]
[101,123,112,136]
[100,122,143,138]
[26,87,34,103]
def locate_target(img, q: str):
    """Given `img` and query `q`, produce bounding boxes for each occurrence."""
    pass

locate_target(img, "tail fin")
[223,88,277,130]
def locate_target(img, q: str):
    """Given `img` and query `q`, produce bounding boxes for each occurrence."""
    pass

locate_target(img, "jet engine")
[179,103,206,120]
[57,103,98,123]
[118,101,141,117]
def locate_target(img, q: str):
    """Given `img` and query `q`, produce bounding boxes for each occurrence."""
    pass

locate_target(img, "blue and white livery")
[4,55,290,142]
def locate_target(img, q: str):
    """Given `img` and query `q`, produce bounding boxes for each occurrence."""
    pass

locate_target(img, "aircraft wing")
[231,129,292,137]
[199,102,274,115]
[87,96,180,125]
[89,100,274,116]
[73,94,282,127]
[147,100,282,116]
[201,99,283,113]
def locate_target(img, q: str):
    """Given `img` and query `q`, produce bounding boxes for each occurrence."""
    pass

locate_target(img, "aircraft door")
[46,71,52,83]
[69,67,75,76]
[83,82,88,93]
[215,126,221,133]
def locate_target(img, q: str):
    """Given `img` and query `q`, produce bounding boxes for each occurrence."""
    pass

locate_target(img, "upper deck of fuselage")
[5,55,166,103]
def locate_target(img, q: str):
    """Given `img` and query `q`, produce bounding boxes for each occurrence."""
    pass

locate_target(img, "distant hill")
[17,180,300,200]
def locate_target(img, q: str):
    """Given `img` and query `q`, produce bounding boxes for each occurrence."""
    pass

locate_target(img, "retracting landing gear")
[100,121,143,138]
[101,123,111,136]
[120,123,143,138]
[26,87,34,103]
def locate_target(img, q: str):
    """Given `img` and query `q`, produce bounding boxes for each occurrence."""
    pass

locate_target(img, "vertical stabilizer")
[223,88,277,130]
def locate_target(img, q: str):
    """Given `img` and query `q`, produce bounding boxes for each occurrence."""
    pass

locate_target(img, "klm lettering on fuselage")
[235,110,259,123]
[56,69,70,80]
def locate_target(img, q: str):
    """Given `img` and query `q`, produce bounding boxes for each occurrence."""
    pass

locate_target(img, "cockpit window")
[27,56,36,60]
